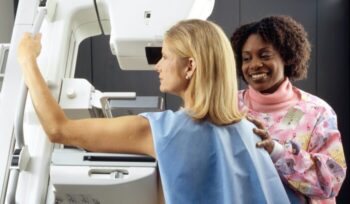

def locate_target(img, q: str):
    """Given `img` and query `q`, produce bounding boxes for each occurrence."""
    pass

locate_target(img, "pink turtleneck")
[244,78,300,113]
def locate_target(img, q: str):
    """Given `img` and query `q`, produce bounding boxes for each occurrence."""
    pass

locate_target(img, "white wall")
[0,0,15,43]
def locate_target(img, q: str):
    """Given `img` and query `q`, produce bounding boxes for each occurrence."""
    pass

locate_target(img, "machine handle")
[89,169,129,179]
[31,7,47,36]
[6,7,47,204]
[5,169,19,204]
[14,7,47,148]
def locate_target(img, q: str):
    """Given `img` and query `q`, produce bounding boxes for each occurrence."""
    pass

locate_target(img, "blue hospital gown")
[140,110,292,204]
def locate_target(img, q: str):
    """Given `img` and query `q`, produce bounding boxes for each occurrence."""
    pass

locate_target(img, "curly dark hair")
[230,15,311,81]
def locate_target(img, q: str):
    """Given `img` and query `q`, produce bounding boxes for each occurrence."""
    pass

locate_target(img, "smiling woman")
[241,34,285,94]
[231,15,347,204]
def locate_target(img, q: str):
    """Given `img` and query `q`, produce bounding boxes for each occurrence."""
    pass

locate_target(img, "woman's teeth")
[251,73,267,80]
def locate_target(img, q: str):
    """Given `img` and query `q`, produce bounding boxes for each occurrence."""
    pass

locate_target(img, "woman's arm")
[274,107,346,199]
[248,111,346,199]
[17,33,155,157]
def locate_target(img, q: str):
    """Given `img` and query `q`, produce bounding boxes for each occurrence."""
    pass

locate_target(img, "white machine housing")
[0,44,10,100]
[107,0,215,70]
[0,0,214,203]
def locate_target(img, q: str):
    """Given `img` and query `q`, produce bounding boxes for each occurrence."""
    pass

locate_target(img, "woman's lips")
[250,72,268,81]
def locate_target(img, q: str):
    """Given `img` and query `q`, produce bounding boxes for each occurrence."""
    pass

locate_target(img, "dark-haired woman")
[231,15,346,204]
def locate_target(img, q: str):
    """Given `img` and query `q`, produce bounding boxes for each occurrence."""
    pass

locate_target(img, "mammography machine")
[0,0,215,203]
[0,44,10,103]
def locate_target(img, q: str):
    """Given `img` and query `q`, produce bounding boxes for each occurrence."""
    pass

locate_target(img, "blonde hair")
[165,19,243,125]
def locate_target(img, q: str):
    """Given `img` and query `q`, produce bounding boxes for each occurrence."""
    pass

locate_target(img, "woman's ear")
[185,57,196,80]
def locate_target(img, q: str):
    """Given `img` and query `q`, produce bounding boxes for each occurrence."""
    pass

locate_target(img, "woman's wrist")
[270,140,285,162]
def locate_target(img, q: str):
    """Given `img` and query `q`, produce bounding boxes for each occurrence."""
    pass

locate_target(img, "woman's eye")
[242,55,250,62]
[261,52,272,59]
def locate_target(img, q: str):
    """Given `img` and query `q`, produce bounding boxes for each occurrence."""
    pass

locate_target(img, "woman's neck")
[260,78,285,94]
[182,89,193,109]
[244,78,300,113]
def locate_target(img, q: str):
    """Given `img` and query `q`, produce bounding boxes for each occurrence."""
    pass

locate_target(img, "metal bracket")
[10,146,30,171]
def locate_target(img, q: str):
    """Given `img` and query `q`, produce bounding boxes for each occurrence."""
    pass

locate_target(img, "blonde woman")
[18,19,291,203]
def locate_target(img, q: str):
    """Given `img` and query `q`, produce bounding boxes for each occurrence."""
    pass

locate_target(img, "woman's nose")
[250,58,263,69]
[155,60,161,72]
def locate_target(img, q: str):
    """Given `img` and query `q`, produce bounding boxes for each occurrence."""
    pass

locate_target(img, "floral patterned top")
[238,80,346,204]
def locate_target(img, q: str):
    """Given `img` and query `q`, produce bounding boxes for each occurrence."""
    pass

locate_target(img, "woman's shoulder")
[238,89,245,98]
[238,89,247,110]
[141,109,189,119]
[139,109,192,128]
[225,118,258,140]
[295,88,337,116]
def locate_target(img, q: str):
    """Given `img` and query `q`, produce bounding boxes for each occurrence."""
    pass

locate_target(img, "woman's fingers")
[34,33,42,41]
[247,116,275,153]
[256,139,274,154]
[246,115,264,130]
[253,127,273,152]
[253,127,270,141]
[18,32,42,60]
